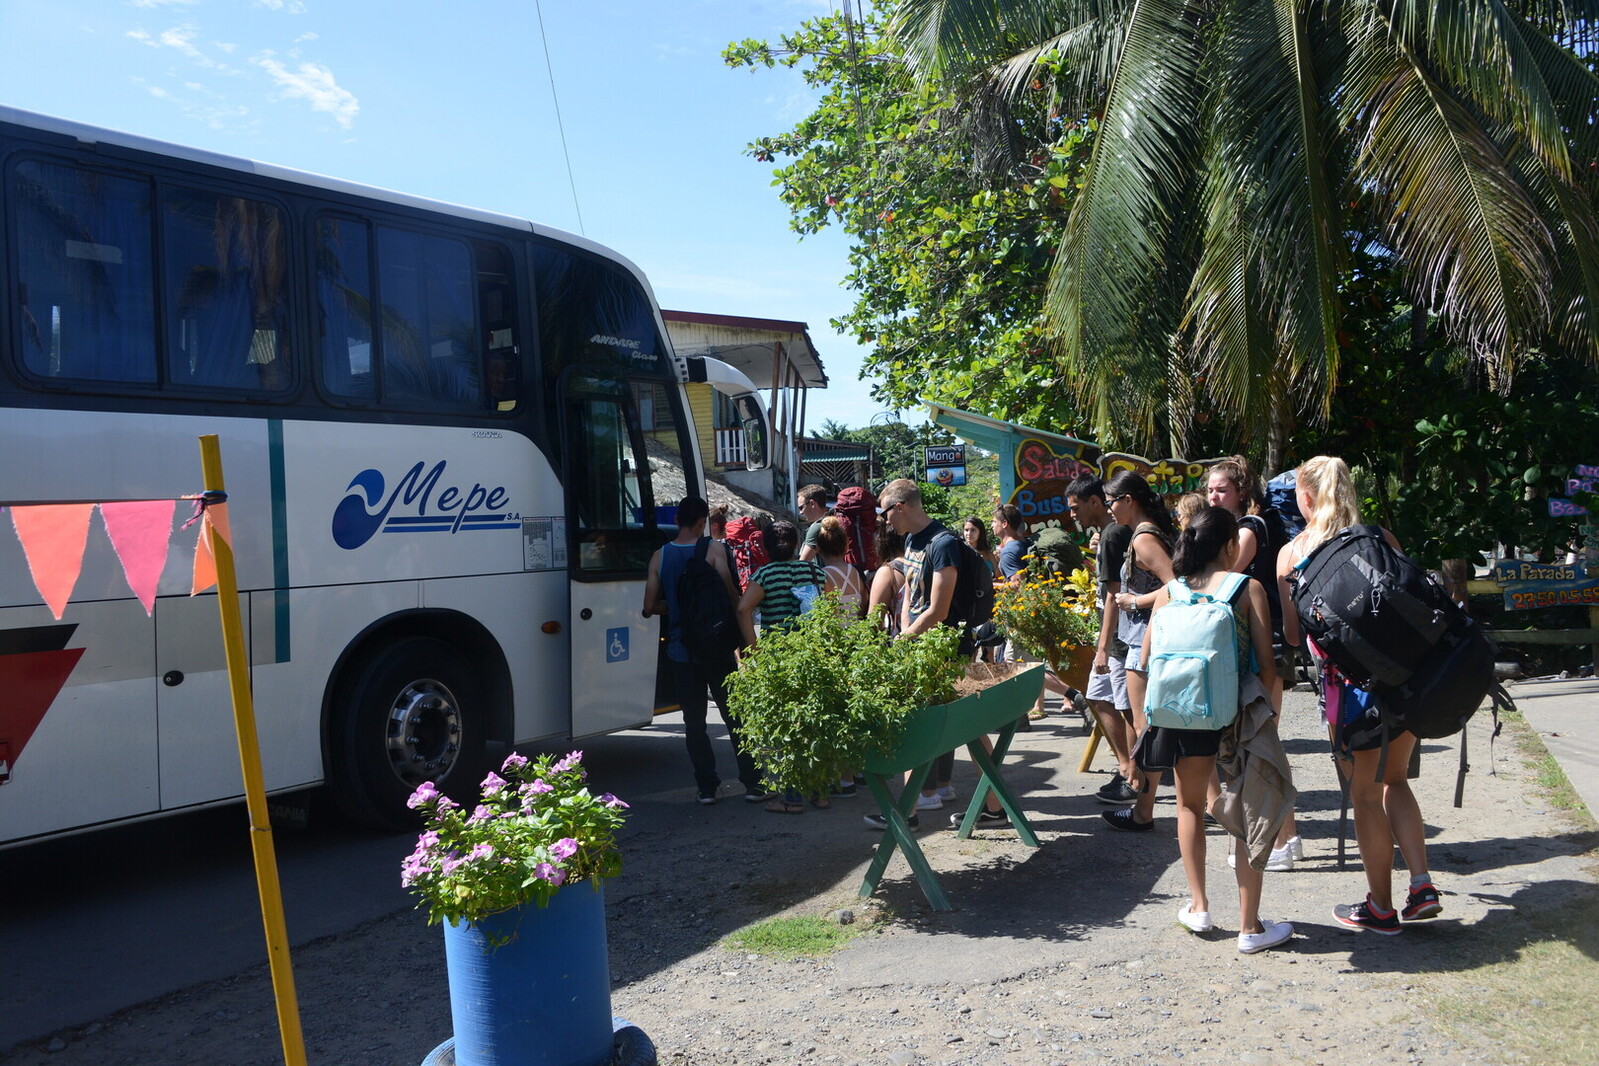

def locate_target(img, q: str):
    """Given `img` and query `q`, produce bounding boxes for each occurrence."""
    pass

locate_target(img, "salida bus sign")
[1009,438,1096,530]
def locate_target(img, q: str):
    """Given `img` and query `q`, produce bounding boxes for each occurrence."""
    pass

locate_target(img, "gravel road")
[6,684,1594,1066]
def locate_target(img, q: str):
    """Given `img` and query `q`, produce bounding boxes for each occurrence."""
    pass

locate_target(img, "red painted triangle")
[0,648,85,775]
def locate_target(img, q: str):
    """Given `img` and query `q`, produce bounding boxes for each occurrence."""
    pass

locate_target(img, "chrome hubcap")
[384,677,462,787]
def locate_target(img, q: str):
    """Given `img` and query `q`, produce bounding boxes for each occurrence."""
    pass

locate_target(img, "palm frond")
[1342,22,1558,383]
[1187,0,1343,429]
[1047,0,1206,428]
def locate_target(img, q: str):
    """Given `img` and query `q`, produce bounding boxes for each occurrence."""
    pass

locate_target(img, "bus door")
[560,374,669,736]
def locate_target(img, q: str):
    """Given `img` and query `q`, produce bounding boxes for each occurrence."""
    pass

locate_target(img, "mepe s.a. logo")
[332,461,519,550]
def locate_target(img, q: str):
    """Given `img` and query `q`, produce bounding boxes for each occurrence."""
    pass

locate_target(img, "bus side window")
[11,159,158,384]
[163,190,289,391]
[316,217,375,400]
[475,240,517,412]
[375,227,480,409]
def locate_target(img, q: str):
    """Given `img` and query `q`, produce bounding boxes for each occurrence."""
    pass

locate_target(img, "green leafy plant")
[402,751,627,939]
[991,566,1099,673]
[725,594,965,798]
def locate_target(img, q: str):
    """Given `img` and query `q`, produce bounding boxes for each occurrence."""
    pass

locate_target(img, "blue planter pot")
[440,884,614,1066]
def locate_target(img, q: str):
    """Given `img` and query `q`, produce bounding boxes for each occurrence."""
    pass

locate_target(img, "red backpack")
[723,517,770,592]
[833,486,879,573]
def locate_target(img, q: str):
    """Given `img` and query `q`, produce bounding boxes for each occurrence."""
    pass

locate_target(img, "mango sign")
[1010,437,1097,528]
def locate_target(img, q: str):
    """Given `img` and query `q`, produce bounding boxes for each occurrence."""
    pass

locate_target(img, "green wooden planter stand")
[859,664,1046,910]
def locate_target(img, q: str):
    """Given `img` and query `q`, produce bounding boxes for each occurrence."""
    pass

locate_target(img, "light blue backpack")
[1143,572,1249,730]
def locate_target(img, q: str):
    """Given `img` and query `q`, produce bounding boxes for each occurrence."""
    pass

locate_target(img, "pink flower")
[533,862,566,887]
[469,805,494,822]
[551,751,583,775]
[406,781,439,809]
[550,837,578,860]
[501,752,529,772]
[522,779,554,797]
[480,772,507,795]
[469,843,494,861]
[599,793,629,809]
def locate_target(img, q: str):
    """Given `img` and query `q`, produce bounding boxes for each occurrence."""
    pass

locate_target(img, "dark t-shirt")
[802,519,824,553]
[1096,522,1133,599]
[903,520,963,629]
[998,538,1027,580]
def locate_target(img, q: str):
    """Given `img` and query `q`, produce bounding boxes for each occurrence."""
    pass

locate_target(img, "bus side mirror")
[737,396,769,471]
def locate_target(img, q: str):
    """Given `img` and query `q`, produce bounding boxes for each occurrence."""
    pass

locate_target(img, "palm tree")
[891,0,1599,470]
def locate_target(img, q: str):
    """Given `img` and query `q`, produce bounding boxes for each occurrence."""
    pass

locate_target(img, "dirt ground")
[6,684,1597,1066]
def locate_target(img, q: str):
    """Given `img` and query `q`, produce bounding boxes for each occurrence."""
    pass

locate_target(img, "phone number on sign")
[1507,586,1599,609]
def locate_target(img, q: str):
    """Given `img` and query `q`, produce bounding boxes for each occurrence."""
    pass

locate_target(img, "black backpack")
[1291,525,1457,687]
[930,530,991,643]
[1293,525,1513,816]
[675,538,740,667]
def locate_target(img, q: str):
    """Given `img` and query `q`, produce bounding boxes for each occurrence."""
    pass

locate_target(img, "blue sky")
[0,0,891,428]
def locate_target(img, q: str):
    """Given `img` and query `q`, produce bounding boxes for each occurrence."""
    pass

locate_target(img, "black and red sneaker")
[1402,882,1443,921]
[1333,895,1401,935]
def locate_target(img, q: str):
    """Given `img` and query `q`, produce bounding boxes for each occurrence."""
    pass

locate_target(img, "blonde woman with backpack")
[1278,456,1441,935]
[1143,506,1293,954]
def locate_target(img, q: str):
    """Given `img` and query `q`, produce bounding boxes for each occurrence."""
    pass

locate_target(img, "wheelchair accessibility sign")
[605,627,629,663]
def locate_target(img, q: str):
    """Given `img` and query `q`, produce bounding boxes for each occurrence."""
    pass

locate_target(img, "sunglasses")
[1105,493,1129,506]
[877,501,903,518]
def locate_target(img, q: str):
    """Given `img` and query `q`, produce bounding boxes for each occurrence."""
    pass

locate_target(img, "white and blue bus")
[0,107,768,843]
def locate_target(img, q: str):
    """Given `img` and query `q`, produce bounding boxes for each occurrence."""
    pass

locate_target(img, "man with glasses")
[1066,475,1141,805]
[863,480,972,828]
[796,484,829,562]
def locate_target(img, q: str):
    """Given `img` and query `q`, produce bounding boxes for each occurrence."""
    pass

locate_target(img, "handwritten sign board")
[1098,453,1231,497]
[1009,437,1097,530]
[1549,463,1596,516]
[1491,558,1599,610]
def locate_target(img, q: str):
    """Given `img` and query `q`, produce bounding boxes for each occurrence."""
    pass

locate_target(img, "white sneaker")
[1227,844,1295,872]
[1237,919,1294,954]
[1177,904,1212,933]
[1285,835,1304,861]
[936,785,958,803]
[914,793,944,811]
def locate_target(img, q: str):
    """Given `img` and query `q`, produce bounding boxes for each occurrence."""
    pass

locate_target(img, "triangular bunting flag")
[10,504,95,619]
[0,643,85,777]
[191,502,232,596]
[101,500,176,616]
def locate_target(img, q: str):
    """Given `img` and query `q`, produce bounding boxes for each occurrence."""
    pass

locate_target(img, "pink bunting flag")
[10,504,95,620]
[190,502,233,596]
[100,500,177,616]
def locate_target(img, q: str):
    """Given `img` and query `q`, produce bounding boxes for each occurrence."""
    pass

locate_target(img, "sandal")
[1027,707,1048,721]
[810,794,831,809]
[763,799,805,814]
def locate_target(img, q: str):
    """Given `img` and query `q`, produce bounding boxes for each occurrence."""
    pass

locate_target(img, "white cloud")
[128,22,230,70]
[130,0,200,8]
[293,32,318,44]
[252,54,359,129]
[157,24,205,60]
[255,0,309,12]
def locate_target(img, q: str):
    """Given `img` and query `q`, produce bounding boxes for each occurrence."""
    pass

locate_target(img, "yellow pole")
[1077,717,1104,774]
[198,435,309,1066]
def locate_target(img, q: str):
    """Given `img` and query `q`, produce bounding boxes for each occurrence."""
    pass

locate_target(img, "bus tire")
[329,636,488,830]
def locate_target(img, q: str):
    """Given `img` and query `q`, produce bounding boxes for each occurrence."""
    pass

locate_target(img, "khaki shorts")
[1085,655,1129,710]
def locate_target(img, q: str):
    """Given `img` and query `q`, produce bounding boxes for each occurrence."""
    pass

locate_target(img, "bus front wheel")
[330,636,488,830]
